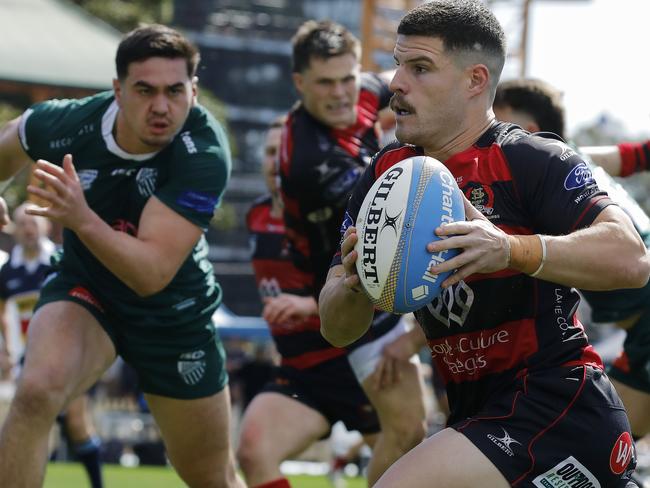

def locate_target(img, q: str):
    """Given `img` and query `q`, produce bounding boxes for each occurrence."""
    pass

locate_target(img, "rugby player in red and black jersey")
[238,118,382,488]
[278,20,428,487]
[320,2,650,487]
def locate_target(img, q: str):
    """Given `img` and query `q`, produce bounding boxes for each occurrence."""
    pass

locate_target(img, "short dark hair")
[115,24,200,80]
[398,0,506,97]
[291,20,361,73]
[494,78,565,138]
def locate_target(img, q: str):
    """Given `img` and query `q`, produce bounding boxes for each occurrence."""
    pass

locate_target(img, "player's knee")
[13,372,67,418]
[237,428,273,474]
[236,437,262,474]
[381,414,426,451]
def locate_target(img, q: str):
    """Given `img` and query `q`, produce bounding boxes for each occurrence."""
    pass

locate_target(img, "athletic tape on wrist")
[529,235,547,277]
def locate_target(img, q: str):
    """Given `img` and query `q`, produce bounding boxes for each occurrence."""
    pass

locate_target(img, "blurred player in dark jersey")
[278,20,428,486]
[320,1,650,487]
[0,25,244,487]
[0,203,103,488]
[239,117,381,488]
[494,77,650,442]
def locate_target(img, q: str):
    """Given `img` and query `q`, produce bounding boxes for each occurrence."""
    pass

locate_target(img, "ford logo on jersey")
[564,162,594,190]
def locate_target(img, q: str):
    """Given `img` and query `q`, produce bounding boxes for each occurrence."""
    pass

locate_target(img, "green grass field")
[44,463,367,488]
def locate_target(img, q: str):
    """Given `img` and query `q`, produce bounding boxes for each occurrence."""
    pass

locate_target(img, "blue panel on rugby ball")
[354,156,464,314]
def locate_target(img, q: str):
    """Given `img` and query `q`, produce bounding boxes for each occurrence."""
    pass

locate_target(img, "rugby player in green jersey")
[0,25,245,487]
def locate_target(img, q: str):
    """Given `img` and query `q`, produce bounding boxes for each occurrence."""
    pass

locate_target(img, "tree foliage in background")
[70,0,173,32]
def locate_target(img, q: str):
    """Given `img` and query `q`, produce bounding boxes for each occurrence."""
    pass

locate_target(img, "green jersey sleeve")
[155,106,232,231]
[18,92,113,163]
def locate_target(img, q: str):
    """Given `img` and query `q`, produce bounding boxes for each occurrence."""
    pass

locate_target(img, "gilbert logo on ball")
[354,156,464,314]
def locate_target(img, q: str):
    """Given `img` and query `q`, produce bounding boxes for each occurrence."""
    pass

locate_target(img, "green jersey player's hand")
[26,154,92,232]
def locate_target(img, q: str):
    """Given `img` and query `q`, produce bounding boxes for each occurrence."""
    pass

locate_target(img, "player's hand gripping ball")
[354,156,464,314]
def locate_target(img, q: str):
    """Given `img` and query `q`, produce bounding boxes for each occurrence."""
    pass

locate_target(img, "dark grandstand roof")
[0,0,121,90]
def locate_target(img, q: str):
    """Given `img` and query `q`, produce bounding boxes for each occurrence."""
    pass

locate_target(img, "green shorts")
[35,272,228,399]
[608,307,650,394]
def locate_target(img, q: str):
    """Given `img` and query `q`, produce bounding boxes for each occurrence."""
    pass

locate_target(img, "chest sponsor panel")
[428,319,538,383]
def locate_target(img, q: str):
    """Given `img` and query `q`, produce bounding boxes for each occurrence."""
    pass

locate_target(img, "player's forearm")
[319,273,374,347]
[510,208,650,290]
[580,145,622,177]
[0,118,31,180]
[75,212,180,297]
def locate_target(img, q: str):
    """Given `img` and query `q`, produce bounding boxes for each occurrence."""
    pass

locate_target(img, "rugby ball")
[354,156,464,314]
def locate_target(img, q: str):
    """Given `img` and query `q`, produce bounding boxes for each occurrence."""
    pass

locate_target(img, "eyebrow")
[133,80,186,90]
[394,55,434,65]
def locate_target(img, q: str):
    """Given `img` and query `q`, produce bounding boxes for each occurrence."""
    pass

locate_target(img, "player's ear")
[292,72,304,95]
[467,64,490,97]
[191,76,199,105]
[112,79,122,106]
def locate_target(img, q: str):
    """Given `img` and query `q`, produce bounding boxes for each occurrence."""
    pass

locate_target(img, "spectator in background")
[494,77,650,444]
[0,203,103,487]
[278,20,428,486]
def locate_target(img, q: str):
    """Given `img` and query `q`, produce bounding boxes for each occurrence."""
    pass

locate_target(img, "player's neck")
[425,115,495,162]
[270,195,283,218]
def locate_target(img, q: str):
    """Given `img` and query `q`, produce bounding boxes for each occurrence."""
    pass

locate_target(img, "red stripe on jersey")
[570,195,610,232]
[252,259,313,291]
[498,224,533,236]
[428,318,539,385]
[279,113,295,177]
[374,146,420,178]
[463,267,522,284]
[612,351,630,373]
[269,315,321,336]
[562,344,604,370]
[447,145,514,185]
[281,347,346,369]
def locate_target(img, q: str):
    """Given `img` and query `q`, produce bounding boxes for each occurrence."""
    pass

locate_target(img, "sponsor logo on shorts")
[487,428,521,457]
[68,286,104,312]
[609,432,633,475]
[177,350,206,386]
[532,456,601,488]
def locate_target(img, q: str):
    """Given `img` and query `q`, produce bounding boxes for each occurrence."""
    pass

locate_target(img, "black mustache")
[390,94,416,113]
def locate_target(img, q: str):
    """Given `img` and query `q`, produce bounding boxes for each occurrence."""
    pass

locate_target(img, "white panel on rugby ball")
[354,156,464,314]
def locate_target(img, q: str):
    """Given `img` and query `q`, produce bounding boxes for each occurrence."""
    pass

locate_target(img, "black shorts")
[453,365,637,487]
[261,356,380,435]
